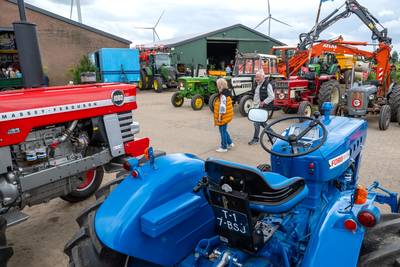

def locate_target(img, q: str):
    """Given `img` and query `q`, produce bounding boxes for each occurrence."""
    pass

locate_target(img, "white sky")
[25,0,400,51]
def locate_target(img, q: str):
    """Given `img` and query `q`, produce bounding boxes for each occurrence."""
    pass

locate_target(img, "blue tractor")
[65,103,400,267]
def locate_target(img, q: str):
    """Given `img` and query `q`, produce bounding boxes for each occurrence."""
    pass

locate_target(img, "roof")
[141,24,285,48]
[7,0,131,45]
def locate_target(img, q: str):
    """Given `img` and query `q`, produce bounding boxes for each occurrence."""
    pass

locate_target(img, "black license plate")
[213,206,250,236]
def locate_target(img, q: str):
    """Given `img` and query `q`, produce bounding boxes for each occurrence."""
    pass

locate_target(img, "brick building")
[0,0,131,85]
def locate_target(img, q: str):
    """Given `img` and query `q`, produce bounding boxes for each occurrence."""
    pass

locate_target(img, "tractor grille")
[273,81,289,90]
[350,92,364,110]
[117,111,135,142]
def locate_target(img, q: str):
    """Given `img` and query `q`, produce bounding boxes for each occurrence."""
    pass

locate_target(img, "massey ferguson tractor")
[0,1,149,264]
[64,104,400,267]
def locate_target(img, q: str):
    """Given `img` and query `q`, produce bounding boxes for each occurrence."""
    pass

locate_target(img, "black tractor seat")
[205,159,308,213]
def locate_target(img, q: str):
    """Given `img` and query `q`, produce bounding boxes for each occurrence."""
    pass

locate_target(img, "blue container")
[90,48,140,83]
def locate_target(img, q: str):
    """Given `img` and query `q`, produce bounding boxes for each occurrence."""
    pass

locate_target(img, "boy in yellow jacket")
[213,78,234,153]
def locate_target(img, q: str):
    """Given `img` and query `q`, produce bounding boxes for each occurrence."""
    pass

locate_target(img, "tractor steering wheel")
[260,115,328,158]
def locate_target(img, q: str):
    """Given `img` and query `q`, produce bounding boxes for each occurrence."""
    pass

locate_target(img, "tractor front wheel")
[191,94,204,111]
[318,80,341,110]
[138,70,146,90]
[239,95,254,117]
[209,93,218,112]
[298,101,312,117]
[61,166,104,203]
[358,213,400,267]
[171,92,184,107]
[153,77,163,93]
[378,105,391,131]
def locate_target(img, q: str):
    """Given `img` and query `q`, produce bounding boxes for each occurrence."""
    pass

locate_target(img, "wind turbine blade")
[70,0,74,19]
[135,26,153,29]
[154,10,165,28]
[254,17,268,29]
[267,0,271,16]
[271,17,291,27]
[154,29,161,41]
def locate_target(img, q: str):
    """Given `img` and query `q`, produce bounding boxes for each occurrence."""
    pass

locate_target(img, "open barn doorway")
[206,41,237,71]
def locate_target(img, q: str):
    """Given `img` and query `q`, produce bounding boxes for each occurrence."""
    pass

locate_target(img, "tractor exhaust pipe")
[13,0,44,88]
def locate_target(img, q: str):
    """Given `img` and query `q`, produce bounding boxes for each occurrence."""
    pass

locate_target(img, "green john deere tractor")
[171,76,218,111]
[138,52,178,93]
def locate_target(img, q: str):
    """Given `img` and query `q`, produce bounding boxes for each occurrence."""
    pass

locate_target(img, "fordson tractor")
[138,50,178,93]
[65,103,400,267]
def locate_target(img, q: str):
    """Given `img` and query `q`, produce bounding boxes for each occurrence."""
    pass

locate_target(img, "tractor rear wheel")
[61,166,104,203]
[171,92,184,107]
[378,105,391,131]
[153,77,163,93]
[191,94,204,111]
[318,80,341,110]
[344,69,352,88]
[209,93,218,112]
[298,101,312,117]
[239,95,254,117]
[388,85,400,122]
[138,70,146,90]
[358,213,400,267]
[65,179,128,267]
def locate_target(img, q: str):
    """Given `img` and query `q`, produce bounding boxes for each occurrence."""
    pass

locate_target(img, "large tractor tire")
[343,69,352,88]
[191,94,204,111]
[358,213,400,267]
[171,92,184,107]
[65,177,128,267]
[388,85,400,122]
[208,93,218,112]
[0,217,13,266]
[153,77,163,93]
[61,166,104,203]
[378,105,391,131]
[318,80,341,110]
[239,95,254,117]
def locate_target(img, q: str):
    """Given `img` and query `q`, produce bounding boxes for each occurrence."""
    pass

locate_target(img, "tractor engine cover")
[346,84,377,116]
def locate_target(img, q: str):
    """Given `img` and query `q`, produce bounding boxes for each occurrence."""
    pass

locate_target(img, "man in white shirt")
[248,70,275,145]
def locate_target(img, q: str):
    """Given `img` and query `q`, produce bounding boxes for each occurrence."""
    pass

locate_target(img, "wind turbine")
[69,0,82,23]
[254,0,291,36]
[135,10,165,42]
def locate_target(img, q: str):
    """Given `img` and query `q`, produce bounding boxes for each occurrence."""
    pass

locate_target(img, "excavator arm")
[298,0,391,50]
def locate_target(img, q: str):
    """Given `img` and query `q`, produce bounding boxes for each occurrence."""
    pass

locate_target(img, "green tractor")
[308,53,340,79]
[171,76,218,111]
[138,52,178,93]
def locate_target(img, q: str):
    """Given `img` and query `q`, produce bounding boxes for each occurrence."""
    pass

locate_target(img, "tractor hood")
[348,83,377,94]
[271,115,368,185]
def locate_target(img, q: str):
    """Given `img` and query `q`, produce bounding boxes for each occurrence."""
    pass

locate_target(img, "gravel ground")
[8,89,400,267]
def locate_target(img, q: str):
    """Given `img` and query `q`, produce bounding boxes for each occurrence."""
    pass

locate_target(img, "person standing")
[214,78,234,152]
[248,70,275,145]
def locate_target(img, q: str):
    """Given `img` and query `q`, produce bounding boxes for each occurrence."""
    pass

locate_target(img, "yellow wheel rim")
[138,80,142,89]
[175,97,183,105]
[195,98,203,108]
[154,80,158,90]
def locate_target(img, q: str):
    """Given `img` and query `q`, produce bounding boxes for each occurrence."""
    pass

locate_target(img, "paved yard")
[8,89,400,267]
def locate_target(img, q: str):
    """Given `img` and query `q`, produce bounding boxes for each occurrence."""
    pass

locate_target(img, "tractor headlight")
[179,82,184,90]
[368,94,375,100]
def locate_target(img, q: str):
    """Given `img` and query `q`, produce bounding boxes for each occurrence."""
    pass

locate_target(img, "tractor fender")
[143,67,153,77]
[301,191,373,267]
[94,153,215,266]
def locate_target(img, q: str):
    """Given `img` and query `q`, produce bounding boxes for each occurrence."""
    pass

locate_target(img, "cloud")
[24,0,400,52]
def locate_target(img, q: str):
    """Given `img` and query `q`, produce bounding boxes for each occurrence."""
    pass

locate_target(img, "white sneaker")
[216,148,228,153]
[228,143,235,149]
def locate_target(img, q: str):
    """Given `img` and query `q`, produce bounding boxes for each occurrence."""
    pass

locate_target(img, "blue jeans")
[219,124,232,149]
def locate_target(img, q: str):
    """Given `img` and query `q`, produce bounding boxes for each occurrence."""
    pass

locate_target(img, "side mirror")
[248,108,269,123]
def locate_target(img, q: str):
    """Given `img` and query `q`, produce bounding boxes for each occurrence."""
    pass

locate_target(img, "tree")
[69,55,97,84]
[392,50,399,64]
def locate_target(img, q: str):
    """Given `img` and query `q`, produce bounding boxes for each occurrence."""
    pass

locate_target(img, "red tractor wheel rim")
[76,169,96,191]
